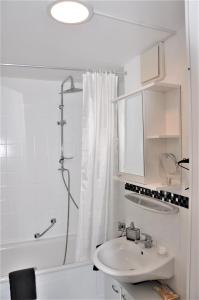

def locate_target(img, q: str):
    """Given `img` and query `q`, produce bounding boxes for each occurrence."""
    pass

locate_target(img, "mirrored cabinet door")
[118,92,144,177]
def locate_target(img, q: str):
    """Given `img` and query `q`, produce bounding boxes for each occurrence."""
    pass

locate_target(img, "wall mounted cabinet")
[114,82,181,187]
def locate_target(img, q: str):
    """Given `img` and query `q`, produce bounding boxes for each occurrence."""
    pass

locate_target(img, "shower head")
[60,75,83,94]
[62,87,83,94]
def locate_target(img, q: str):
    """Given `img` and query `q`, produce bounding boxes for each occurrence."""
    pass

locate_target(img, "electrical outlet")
[118,221,126,231]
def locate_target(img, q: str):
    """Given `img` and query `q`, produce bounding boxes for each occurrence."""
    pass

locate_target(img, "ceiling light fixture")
[50,1,93,24]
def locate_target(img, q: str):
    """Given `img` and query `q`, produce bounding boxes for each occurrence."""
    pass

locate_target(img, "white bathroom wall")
[119,185,189,299]
[0,76,82,245]
[186,1,199,298]
[112,28,190,299]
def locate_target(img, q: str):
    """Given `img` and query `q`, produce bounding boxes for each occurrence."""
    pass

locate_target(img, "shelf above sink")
[125,193,179,214]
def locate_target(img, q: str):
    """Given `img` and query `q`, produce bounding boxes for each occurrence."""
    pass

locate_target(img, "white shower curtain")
[76,72,118,262]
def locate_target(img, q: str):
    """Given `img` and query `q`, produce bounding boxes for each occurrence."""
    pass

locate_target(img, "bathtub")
[0,236,105,299]
[0,235,77,278]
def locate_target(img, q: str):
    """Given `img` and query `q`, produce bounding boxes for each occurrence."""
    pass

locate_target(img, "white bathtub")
[0,236,105,299]
[0,263,106,299]
[0,235,77,278]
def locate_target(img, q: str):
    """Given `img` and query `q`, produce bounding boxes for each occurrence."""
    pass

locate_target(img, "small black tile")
[125,184,189,209]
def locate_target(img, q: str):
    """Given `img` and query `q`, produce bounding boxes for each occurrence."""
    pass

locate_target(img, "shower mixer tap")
[57,120,66,126]
[59,156,74,164]
[59,157,64,163]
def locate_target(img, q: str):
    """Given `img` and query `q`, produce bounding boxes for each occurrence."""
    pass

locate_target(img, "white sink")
[93,237,174,283]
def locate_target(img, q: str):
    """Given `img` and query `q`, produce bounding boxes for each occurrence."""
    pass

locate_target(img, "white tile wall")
[0,76,82,244]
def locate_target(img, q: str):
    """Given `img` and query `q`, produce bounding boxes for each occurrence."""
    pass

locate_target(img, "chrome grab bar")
[34,218,56,239]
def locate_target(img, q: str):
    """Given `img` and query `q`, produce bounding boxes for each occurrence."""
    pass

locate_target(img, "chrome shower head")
[62,87,83,94]
[60,75,82,94]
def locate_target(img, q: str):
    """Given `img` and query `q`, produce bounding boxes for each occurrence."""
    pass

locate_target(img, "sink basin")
[93,237,174,283]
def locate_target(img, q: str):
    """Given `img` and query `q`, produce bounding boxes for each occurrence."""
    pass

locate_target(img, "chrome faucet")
[140,233,153,249]
[125,221,153,248]
[118,221,126,237]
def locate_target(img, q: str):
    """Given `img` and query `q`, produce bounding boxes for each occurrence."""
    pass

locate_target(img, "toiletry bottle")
[126,222,140,241]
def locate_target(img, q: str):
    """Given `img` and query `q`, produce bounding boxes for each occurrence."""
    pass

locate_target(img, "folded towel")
[9,268,37,300]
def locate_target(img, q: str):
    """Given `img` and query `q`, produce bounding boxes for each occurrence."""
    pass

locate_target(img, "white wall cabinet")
[116,82,181,186]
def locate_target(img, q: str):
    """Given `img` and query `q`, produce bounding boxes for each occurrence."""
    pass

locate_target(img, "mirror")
[118,92,144,177]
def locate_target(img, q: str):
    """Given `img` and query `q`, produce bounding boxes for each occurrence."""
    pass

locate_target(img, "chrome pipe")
[58,76,80,265]
[58,75,81,175]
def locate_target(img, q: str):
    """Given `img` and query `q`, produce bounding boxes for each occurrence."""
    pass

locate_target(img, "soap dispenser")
[126,222,140,241]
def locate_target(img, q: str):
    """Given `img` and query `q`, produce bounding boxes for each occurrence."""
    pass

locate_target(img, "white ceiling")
[1,0,185,80]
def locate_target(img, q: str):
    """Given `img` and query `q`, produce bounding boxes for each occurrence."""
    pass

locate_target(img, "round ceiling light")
[50,1,93,24]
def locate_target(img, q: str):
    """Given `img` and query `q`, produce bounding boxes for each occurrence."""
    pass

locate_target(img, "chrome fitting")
[57,120,66,126]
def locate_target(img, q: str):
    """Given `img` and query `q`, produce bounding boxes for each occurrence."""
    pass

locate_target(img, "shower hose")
[61,168,79,265]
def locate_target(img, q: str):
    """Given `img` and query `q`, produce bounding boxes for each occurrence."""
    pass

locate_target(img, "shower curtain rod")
[0,63,126,76]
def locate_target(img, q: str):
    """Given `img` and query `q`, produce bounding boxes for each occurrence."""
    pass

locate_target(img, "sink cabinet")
[104,276,162,300]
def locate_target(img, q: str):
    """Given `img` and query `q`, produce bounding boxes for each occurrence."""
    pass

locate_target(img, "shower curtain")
[76,72,118,262]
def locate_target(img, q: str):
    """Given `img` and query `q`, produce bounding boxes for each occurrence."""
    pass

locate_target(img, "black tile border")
[125,183,189,209]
